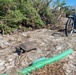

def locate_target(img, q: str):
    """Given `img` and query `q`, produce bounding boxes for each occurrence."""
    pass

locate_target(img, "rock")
[0,40,9,48]
[0,59,5,71]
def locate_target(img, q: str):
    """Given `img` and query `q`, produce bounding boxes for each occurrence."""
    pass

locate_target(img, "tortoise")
[15,41,37,55]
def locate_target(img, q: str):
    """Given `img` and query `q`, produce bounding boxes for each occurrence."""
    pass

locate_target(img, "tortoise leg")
[20,47,25,53]
[15,47,22,55]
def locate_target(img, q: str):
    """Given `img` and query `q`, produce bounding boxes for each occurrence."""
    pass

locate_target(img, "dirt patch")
[32,61,66,75]
[0,28,76,75]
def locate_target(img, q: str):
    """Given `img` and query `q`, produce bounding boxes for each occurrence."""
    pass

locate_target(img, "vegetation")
[0,0,75,34]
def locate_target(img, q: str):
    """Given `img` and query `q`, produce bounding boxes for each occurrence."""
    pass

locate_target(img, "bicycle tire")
[65,18,74,36]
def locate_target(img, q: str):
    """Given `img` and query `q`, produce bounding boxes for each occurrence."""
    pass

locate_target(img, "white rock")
[0,59,5,71]
[0,59,5,66]
[68,55,73,59]
[0,40,9,48]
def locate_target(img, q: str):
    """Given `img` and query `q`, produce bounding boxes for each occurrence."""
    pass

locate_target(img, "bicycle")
[65,14,76,36]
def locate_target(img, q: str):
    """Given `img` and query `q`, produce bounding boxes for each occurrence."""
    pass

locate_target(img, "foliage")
[0,24,12,34]
[0,0,67,34]
[64,6,76,17]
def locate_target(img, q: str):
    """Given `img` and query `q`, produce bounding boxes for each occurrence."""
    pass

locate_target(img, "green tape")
[2,49,73,75]
[1,74,7,75]
[18,48,73,75]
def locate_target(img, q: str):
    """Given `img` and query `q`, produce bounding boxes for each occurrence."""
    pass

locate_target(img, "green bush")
[0,24,9,34]
[0,24,15,34]
[0,0,66,34]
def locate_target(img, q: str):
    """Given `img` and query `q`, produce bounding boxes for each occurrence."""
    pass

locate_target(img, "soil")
[32,61,66,75]
[0,17,76,75]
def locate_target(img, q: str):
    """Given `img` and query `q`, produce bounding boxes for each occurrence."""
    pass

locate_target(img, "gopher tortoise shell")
[19,42,37,51]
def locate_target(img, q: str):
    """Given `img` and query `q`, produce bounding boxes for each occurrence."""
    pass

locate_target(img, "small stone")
[66,69,71,73]
[0,59,5,65]
[0,59,5,71]
[69,55,73,59]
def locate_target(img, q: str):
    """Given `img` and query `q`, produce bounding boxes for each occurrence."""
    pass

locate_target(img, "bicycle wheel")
[65,18,74,36]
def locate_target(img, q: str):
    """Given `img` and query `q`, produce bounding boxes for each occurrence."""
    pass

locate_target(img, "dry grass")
[32,61,65,75]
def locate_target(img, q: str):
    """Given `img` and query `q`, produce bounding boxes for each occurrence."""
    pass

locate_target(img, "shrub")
[0,0,67,34]
[0,24,15,34]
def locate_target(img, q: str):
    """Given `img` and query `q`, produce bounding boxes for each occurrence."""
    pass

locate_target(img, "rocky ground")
[0,18,76,75]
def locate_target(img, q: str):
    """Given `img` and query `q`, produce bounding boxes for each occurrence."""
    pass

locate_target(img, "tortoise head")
[14,46,25,55]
